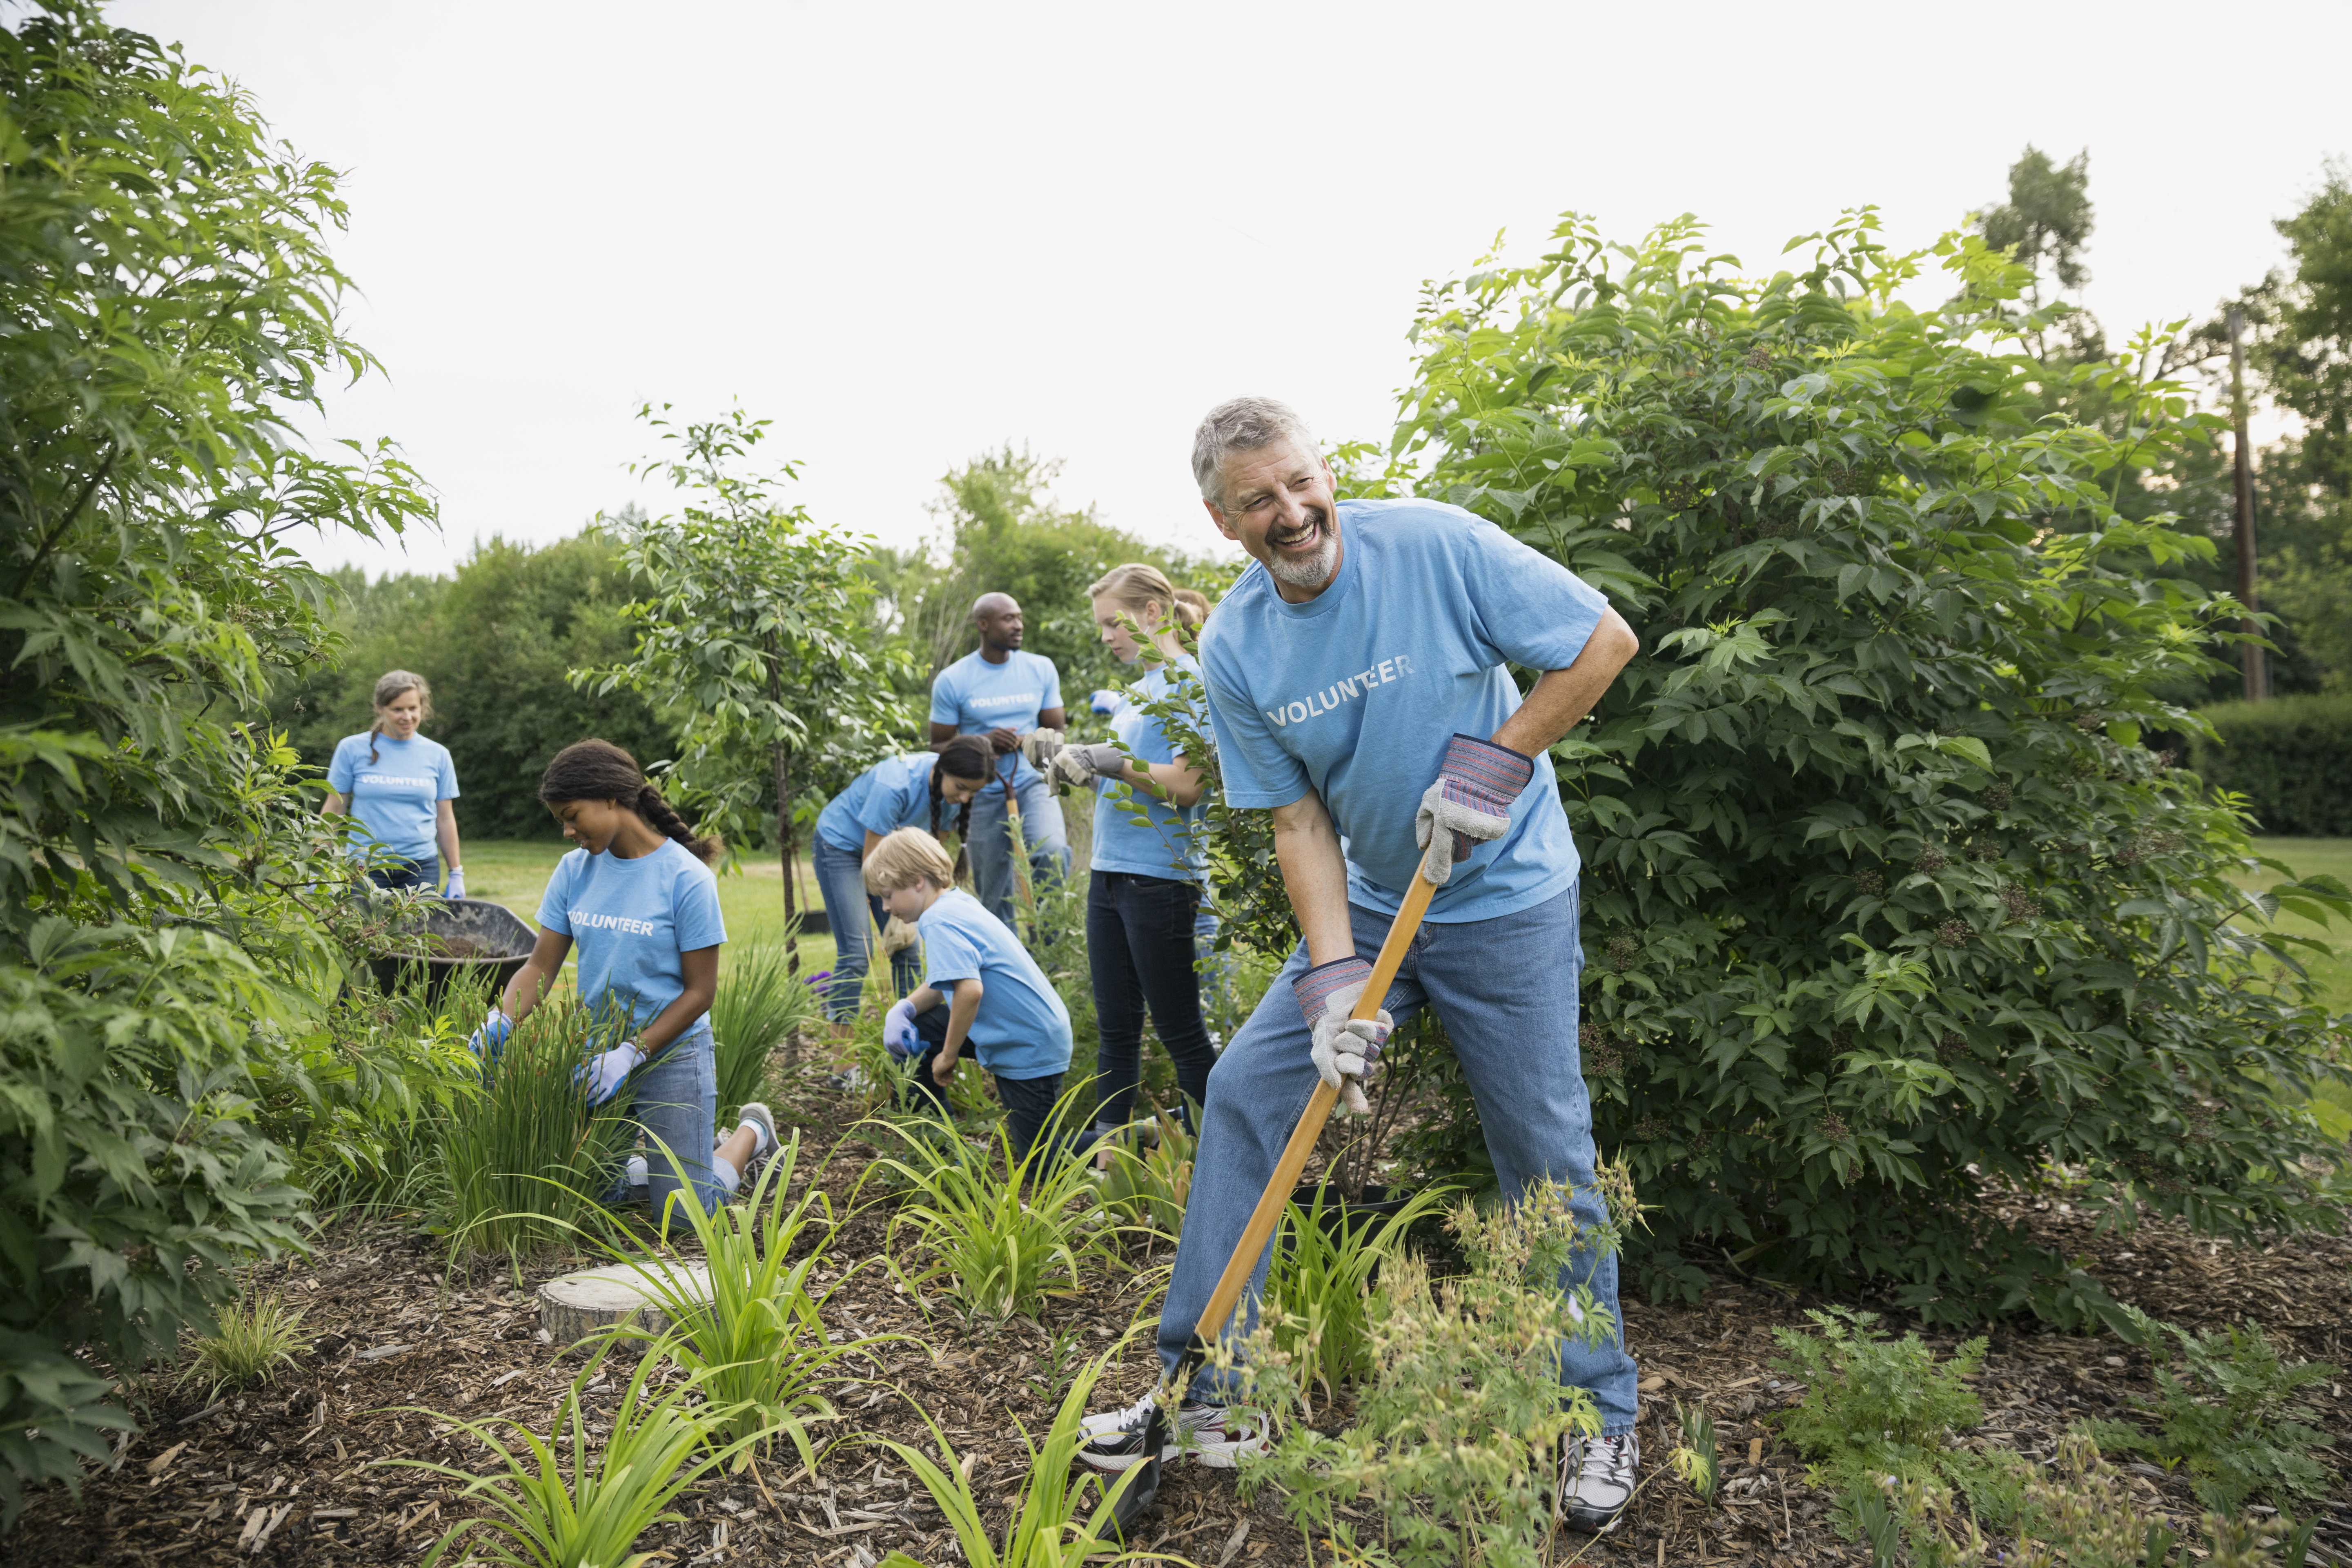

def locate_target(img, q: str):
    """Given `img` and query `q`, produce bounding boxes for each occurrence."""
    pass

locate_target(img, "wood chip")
[1215,1520,1250,1568]
[1637,1374,1666,1393]
[309,1508,358,1520]
[357,1343,414,1361]
[145,1441,188,1476]
[1748,1437,1764,1466]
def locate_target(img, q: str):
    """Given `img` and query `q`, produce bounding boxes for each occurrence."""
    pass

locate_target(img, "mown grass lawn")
[2239,837,2352,1138]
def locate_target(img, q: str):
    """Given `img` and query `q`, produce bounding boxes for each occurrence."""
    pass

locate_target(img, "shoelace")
[1102,1394,1158,1435]
[1572,1436,1631,1480]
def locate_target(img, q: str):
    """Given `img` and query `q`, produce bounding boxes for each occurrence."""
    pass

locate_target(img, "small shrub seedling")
[862,1084,1128,1324]
[1224,1175,1635,1568]
[182,1278,307,1401]
[1020,1325,1091,1408]
[602,1132,898,1476]
[2089,1308,2336,1513]
[1770,1306,2020,1536]
[391,1339,771,1568]
[1672,1398,1719,1504]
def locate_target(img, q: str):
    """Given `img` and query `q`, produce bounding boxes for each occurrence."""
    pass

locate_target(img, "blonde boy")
[862,828,1076,1160]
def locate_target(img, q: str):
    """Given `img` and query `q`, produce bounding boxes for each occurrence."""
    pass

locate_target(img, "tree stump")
[536,1261,713,1350]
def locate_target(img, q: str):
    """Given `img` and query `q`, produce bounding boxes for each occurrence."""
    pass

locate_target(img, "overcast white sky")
[110,1,2350,581]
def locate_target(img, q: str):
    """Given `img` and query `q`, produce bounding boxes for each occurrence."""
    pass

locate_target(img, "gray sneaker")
[735,1103,777,1185]
[1557,1431,1638,1532]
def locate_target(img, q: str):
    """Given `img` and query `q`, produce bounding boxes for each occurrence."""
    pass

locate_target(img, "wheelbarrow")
[368,897,537,1004]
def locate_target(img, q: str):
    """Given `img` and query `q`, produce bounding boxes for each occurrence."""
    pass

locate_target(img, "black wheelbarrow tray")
[368,897,537,1003]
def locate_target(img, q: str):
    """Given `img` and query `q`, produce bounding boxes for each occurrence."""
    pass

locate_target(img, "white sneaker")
[1557,1431,1638,1532]
[1075,1393,1267,1472]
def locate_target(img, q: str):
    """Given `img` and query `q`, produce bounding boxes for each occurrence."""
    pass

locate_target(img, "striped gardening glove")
[1413,733,1537,886]
[1294,956,1392,1118]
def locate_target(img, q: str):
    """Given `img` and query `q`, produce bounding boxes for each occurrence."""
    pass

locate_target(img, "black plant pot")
[1289,1180,1421,1237]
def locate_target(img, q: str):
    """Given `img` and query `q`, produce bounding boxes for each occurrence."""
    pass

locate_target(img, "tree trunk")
[773,739,800,1066]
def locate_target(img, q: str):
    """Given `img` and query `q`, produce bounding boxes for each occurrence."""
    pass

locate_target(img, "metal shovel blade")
[1105,1405,1167,1539]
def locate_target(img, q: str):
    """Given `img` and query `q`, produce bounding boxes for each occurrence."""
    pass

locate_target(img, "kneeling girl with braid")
[484,740,773,1221]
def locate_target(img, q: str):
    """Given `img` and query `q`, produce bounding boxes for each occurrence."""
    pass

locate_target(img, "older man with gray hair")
[1075,396,1644,1534]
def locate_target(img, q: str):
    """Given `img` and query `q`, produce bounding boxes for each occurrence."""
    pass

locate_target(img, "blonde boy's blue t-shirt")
[1198,497,1609,924]
[916,888,1072,1080]
[326,732,458,863]
[537,838,727,1042]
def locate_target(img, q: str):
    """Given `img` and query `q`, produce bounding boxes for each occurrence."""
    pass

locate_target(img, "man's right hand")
[1293,956,1391,1117]
[985,726,1020,755]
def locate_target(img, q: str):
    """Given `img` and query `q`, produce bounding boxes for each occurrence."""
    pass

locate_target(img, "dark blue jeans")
[901,1004,1074,1166]
[813,834,921,1021]
[1087,871,1215,1130]
[367,857,435,892]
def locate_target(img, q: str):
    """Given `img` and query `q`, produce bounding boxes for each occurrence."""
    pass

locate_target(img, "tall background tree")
[0,5,432,1518]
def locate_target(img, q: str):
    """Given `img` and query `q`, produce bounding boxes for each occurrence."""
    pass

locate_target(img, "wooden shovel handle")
[1190,870,1441,1354]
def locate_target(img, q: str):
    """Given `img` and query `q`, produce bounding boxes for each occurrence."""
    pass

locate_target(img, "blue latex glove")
[882,998,919,1062]
[443,867,466,900]
[578,1041,645,1105]
[468,1009,512,1061]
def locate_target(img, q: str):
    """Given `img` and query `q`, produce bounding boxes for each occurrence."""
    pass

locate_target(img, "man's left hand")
[1414,734,1536,886]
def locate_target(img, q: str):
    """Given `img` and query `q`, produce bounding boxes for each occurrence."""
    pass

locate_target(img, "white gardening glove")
[1016,728,1066,770]
[1413,733,1537,886]
[882,998,920,1061]
[577,1040,645,1105]
[468,1009,512,1061]
[442,867,466,900]
[1293,956,1391,1118]
[1049,742,1126,790]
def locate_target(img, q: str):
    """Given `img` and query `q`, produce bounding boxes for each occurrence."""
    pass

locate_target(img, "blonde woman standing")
[1029,564,1215,1144]
[323,670,465,895]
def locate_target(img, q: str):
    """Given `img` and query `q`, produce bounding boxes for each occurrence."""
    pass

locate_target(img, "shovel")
[1108,866,1441,1537]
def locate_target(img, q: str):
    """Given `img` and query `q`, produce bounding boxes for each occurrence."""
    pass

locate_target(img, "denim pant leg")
[873,891,924,996]
[626,1029,722,1226]
[1413,885,1639,1436]
[813,836,875,1022]
[1011,775,1071,892]
[967,786,1016,925]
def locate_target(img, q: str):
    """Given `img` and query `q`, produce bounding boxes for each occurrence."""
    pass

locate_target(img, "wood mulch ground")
[7,1079,2350,1568]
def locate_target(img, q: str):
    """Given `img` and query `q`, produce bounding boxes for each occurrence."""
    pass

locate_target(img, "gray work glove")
[1413,733,1537,886]
[1294,956,1391,1118]
[1049,742,1127,789]
[1016,728,1066,769]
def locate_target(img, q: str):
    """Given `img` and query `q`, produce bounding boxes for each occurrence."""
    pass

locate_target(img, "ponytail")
[367,669,432,764]
[538,738,722,863]
[1172,588,1210,631]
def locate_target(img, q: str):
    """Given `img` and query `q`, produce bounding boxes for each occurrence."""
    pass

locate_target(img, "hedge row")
[2191,695,2352,836]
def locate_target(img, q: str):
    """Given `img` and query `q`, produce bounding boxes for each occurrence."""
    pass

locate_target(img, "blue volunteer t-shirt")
[1090,656,1207,883]
[537,837,728,1043]
[917,888,1072,1080]
[327,732,459,863]
[815,752,946,854]
[929,649,1063,793]
[1199,498,1609,924]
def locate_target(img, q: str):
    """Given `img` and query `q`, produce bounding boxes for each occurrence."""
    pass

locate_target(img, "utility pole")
[2228,307,2266,700]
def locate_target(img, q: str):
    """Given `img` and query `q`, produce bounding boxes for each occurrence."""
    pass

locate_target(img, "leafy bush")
[602,1133,891,1476]
[2191,695,2352,836]
[0,1,431,1510]
[181,1280,307,1402]
[2089,1309,2335,1512]
[1225,1178,1635,1568]
[709,942,824,1127]
[1260,1184,1450,1412]
[864,1092,1125,1325]
[1361,207,2352,1318]
[435,996,638,1259]
[394,1339,773,1568]
[1771,1307,2018,1531]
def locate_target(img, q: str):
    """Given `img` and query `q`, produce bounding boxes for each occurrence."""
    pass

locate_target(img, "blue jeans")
[813,834,921,1022]
[1156,883,1638,1434]
[1087,871,1215,1129]
[606,1026,722,1225]
[366,856,435,892]
[966,776,1070,927]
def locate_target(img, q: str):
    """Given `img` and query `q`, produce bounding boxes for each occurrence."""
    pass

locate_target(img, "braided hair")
[930,734,992,884]
[537,739,721,863]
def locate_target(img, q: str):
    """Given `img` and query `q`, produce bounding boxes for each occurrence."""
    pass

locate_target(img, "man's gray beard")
[1266,531,1338,592]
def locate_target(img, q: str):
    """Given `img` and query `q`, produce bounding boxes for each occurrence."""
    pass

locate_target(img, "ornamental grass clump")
[708,941,822,1123]
[599,1132,897,1476]
[862,1087,1127,1325]
[435,994,637,1260]
[182,1276,307,1401]
[1223,1172,1640,1568]
[1259,1183,1450,1414]
[1096,1105,1197,1241]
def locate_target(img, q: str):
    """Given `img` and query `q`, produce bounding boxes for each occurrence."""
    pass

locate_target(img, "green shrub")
[1225,1177,1636,1567]
[1360,208,2352,1319]
[709,942,824,1126]
[434,996,637,1259]
[2191,695,2352,836]
[2089,1309,2335,1512]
